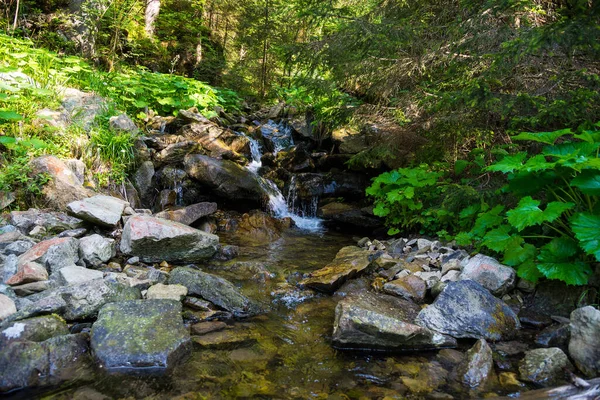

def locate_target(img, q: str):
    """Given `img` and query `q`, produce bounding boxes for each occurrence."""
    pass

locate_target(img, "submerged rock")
[0,333,92,392]
[299,246,374,293]
[120,215,219,262]
[415,280,520,341]
[169,267,262,318]
[459,254,516,296]
[67,195,127,227]
[519,348,573,386]
[457,339,495,389]
[91,300,191,373]
[569,306,600,377]
[332,291,456,351]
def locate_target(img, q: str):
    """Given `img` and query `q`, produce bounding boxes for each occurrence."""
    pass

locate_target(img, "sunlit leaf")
[571,212,600,260]
[512,128,572,145]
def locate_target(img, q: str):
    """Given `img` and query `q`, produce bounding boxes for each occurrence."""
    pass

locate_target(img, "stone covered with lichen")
[91,299,191,373]
[415,280,520,341]
[332,291,457,351]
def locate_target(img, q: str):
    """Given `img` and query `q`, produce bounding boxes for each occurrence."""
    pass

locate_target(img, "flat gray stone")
[91,300,191,373]
[0,294,16,321]
[146,283,187,301]
[67,195,127,227]
[169,267,261,318]
[121,215,219,262]
[59,266,103,286]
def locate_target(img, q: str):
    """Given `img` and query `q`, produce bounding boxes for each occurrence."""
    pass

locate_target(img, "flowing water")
[238,126,323,232]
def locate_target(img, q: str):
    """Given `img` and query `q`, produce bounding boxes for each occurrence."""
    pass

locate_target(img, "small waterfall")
[174,181,184,206]
[260,119,294,154]
[236,127,322,231]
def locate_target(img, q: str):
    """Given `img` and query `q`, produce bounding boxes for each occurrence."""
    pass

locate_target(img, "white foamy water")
[237,128,323,232]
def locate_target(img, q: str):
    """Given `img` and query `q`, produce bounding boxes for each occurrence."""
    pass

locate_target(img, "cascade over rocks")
[415,280,521,341]
[120,215,219,262]
[332,291,457,351]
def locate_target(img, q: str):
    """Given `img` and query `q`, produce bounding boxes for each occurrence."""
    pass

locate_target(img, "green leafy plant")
[366,163,482,236]
[456,124,600,285]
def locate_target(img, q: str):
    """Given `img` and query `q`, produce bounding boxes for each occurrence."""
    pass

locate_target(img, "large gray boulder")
[415,280,520,341]
[569,306,600,377]
[0,333,93,393]
[184,154,265,204]
[91,300,191,373]
[519,348,573,386]
[459,254,516,296]
[169,267,262,318]
[299,246,374,293]
[332,292,456,351]
[79,234,115,267]
[67,195,127,227]
[121,215,219,262]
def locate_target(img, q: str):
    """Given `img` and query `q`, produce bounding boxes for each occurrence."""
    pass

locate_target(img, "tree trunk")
[261,0,270,98]
[145,0,161,37]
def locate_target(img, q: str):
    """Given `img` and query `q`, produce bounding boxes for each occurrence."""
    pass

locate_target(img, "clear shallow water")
[15,230,532,400]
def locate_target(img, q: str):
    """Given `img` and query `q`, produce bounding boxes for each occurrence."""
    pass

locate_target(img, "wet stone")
[0,314,68,349]
[457,339,495,389]
[91,300,191,373]
[191,321,228,335]
[191,328,256,350]
[519,347,573,386]
[535,323,570,348]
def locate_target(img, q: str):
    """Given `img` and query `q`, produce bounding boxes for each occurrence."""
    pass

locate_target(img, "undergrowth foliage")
[0,33,240,202]
[369,124,600,286]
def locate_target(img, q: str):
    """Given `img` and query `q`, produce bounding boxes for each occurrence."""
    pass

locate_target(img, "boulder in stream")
[169,267,262,318]
[0,333,93,393]
[91,300,191,373]
[299,246,374,293]
[184,154,265,204]
[569,306,600,377]
[519,347,573,386]
[120,215,219,262]
[456,339,495,389]
[332,291,456,351]
[415,280,520,341]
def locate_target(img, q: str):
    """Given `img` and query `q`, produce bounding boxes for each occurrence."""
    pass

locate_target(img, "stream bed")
[8,228,550,400]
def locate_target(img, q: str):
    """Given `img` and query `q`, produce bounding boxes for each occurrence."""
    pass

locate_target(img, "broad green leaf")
[454,160,470,175]
[543,142,599,158]
[454,232,473,246]
[0,110,23,121]
[517,260,543,283]
[387,227,400,235]
[574,130,600,143]
[507,197,574,231]
[373,202,390,217]
[470,205,505,237]
[571,212,600,260]
[522,154,556,172]
[571,171,600,195]
[512,128,572,145]
[538,237,579,262]
[0,136,17,145]
[486,152,527,173]
[482,225,522,252]
[536,261,592,286]
[504,243,537,266]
